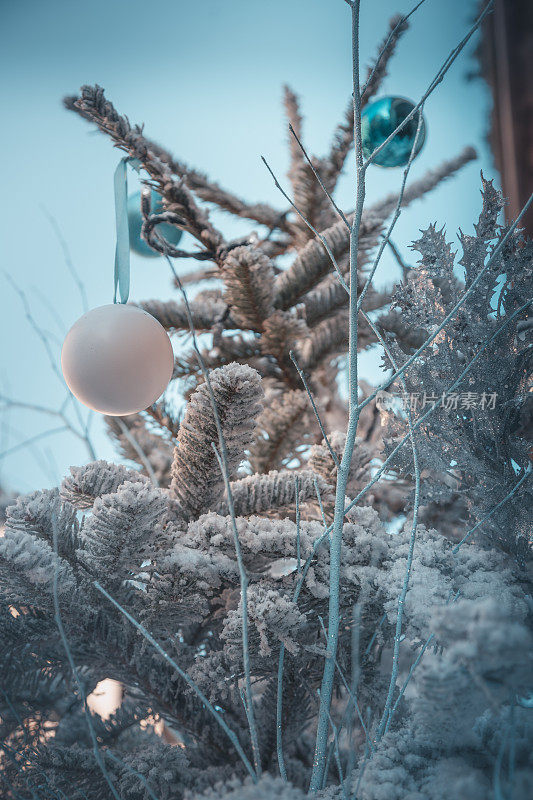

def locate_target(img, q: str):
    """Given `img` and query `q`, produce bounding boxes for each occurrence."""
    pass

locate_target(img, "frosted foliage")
[383,176,532,562]
[2,8,532,799]
[378,524,528,641]
[309,431,373,500]
[351,729,493,800]
[170,362,264,518]
[221,246,275,331]
[223,586,309,656]
[61,459,149,508]
[5,487,77,551]
[249,390,311,474]
[0,528,76,602]
[189,774,340,799]
[218,469,333,517]
[79,480,169,588]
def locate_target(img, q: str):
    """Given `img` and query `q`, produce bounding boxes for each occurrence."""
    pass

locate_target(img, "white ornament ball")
[61,304,174,416]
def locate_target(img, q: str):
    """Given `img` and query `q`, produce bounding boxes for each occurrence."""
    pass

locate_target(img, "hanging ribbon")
[113,156,141,304]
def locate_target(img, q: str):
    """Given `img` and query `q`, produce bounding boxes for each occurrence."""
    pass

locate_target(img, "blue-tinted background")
[0,0,495,492]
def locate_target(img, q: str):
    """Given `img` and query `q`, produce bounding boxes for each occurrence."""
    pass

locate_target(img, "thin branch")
[295,474,301,573]
[165,254,261,778]
[51,515,122,800]
[115,418,160,488]
[41,206,89,312]
[0,425,68,460]
[289,350,340,468]
[288,123,350,230]
[363,2,493,171]
[453,468,531,552]
[310,1,365,787]
[276,639,288,781]
[387,238,410,276]
[385,587,461,734]
[313,474,327,526]
[0,395,96,462]
[94,581,256,780]
[276,470,303,779]
[359,310,421,742]
[211,443,261,776]
[261,156,349,292]
[364,612,386,656]
[0,420,58,483]
[0,396,68,420]
[357,107,425,312]
[359,0,427,100]
[276,514,335,782]
[4,275,97,460]
[5,275,64,386]
[323,5,418,193]
[33,287,67,338]
[317,617,373,753]
[316,687,347,799]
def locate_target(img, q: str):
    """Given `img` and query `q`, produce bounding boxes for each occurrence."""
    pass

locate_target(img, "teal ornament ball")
[127,190,183,257]
[361,96,426,168]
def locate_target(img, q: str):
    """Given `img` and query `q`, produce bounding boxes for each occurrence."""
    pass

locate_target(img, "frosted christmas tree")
[0,2,531,799]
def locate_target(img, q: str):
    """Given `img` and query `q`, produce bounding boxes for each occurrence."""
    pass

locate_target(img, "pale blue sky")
[0,0,495,492]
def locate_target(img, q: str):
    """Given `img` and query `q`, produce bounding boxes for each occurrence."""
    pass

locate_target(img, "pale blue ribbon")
[113,156,141,303]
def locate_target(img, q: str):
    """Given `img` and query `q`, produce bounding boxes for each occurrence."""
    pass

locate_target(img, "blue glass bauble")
[127,190,183,257]
[361,96,426,168]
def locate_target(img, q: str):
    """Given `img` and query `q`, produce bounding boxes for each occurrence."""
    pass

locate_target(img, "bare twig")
[288,123,350,231]
[276,647,288,781]
[387,238,410,276]
[316,686,348,799]
[165,254,261,779]
[361,311,421,743]
[289,351,340,468]
[0,425,68,461]
[3,275,97,460]
[359,1,426,101]
[94,581,256,780]
[310,1,365,786]
[385,591,460,735]
[453,468,531,552]
[317,616,372,754]
[114,418,160,488]
[51,515,122,800]
[364,3,494,171]
[0,395,96,462]
[313,474,328,526]
[41,207,89,312]
[261,156,349,292]
[357,107,425,312]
